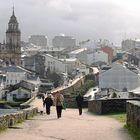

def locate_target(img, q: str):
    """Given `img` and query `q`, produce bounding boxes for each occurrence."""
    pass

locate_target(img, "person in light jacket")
[54,91,64,119]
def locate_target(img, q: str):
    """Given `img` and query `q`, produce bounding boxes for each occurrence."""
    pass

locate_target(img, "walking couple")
[43,91,65,119]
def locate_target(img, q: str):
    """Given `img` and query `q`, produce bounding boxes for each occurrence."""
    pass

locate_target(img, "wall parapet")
[88,98,140,115]
[0,107,38,130]
[20,96,36,109]
[127,101,140,130]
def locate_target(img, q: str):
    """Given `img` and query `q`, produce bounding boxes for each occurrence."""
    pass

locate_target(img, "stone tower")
[4,7,21,65]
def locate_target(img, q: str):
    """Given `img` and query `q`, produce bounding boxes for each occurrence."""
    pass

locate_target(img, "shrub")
[111,92,117,98]
[69,80,94,97]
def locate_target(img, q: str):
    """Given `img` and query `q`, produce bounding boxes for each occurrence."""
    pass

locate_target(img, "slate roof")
[0,66,32,73]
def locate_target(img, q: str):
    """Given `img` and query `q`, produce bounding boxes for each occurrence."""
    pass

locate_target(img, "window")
[13,94,16,99]
[24,94,28,98]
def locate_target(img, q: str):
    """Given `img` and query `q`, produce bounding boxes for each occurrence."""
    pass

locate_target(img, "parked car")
[83,87,99,101]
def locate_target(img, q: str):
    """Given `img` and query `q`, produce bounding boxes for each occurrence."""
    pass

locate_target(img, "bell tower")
[6,7,21,65]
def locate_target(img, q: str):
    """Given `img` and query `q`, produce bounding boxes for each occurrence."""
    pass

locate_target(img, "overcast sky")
[1,0,140,45]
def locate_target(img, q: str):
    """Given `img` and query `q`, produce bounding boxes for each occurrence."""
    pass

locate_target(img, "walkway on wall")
[0,98,132,140]
[51,74,84,93]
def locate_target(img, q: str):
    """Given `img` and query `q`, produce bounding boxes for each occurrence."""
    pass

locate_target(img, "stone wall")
[88,100,102,114]
[88,99,134,115]
[20,96,36,109]
[62,77,85,94]
[0,107,38,130]
[127,101,140,130]
[52,76,85,94]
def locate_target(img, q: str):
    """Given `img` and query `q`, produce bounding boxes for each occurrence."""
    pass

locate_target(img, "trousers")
[56,106,63,118]
[46,106,51,115]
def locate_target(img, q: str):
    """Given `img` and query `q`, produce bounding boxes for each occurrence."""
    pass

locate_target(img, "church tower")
[5,7,21,65]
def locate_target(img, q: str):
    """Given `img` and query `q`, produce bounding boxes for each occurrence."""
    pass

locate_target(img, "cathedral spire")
[12,6,15,16]
[8,6,18,24]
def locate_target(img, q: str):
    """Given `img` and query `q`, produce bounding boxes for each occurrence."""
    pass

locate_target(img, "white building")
[122,39,140,51]
[69,48,87,64]
[69,48,108,65]
[52,34,76,48]
[44,54,67,74]
[78,65,90,75]
[24,44,41,56]
[6,87,31,101]
[86,50,108,65]
[99,63,140,91]
[29,35,47,49]
[80,39,115,50]
[59,58,81,73]
[113,47,123,57]
[6,79,40,101]
[94,50,108,64]
[81,50,108,65]
[0,66,32,86]
[60,58,90,74]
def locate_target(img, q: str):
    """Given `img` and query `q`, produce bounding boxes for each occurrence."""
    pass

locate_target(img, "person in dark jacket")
[76,93,84,115]
[43,94,53,115]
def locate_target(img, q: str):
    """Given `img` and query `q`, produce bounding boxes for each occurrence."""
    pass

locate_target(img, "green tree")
[47,72,62,88]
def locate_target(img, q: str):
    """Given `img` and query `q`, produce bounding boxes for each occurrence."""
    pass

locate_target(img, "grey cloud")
[0,0,140,45]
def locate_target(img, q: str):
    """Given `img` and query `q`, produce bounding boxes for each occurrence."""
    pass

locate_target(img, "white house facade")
[6,72,26,85]
[94,50,108,64]
[86,50,108,65]
[6,88,31,101]
[0,66,32,86]
[69,48,87,64]
[78,65,90,75]
[52,35,76,48]
[59,58,81,73]
[44,54,67,74]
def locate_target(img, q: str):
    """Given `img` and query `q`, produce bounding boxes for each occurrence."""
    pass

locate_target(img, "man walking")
[76,93,83,115]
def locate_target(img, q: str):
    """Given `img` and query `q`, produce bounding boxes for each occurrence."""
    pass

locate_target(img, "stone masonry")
[0,107,38,130]
[127,101,140,130]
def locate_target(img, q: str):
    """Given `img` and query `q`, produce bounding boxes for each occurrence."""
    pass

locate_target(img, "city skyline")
[1,0,140,45]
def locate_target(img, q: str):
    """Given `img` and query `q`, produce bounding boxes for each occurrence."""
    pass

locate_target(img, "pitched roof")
[0,66,32,73]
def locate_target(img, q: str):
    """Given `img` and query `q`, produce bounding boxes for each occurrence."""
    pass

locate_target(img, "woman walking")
[43,94,53,115]
[54,91,64,119]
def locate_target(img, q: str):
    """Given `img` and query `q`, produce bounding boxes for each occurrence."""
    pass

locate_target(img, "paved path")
[0,98,132,140]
